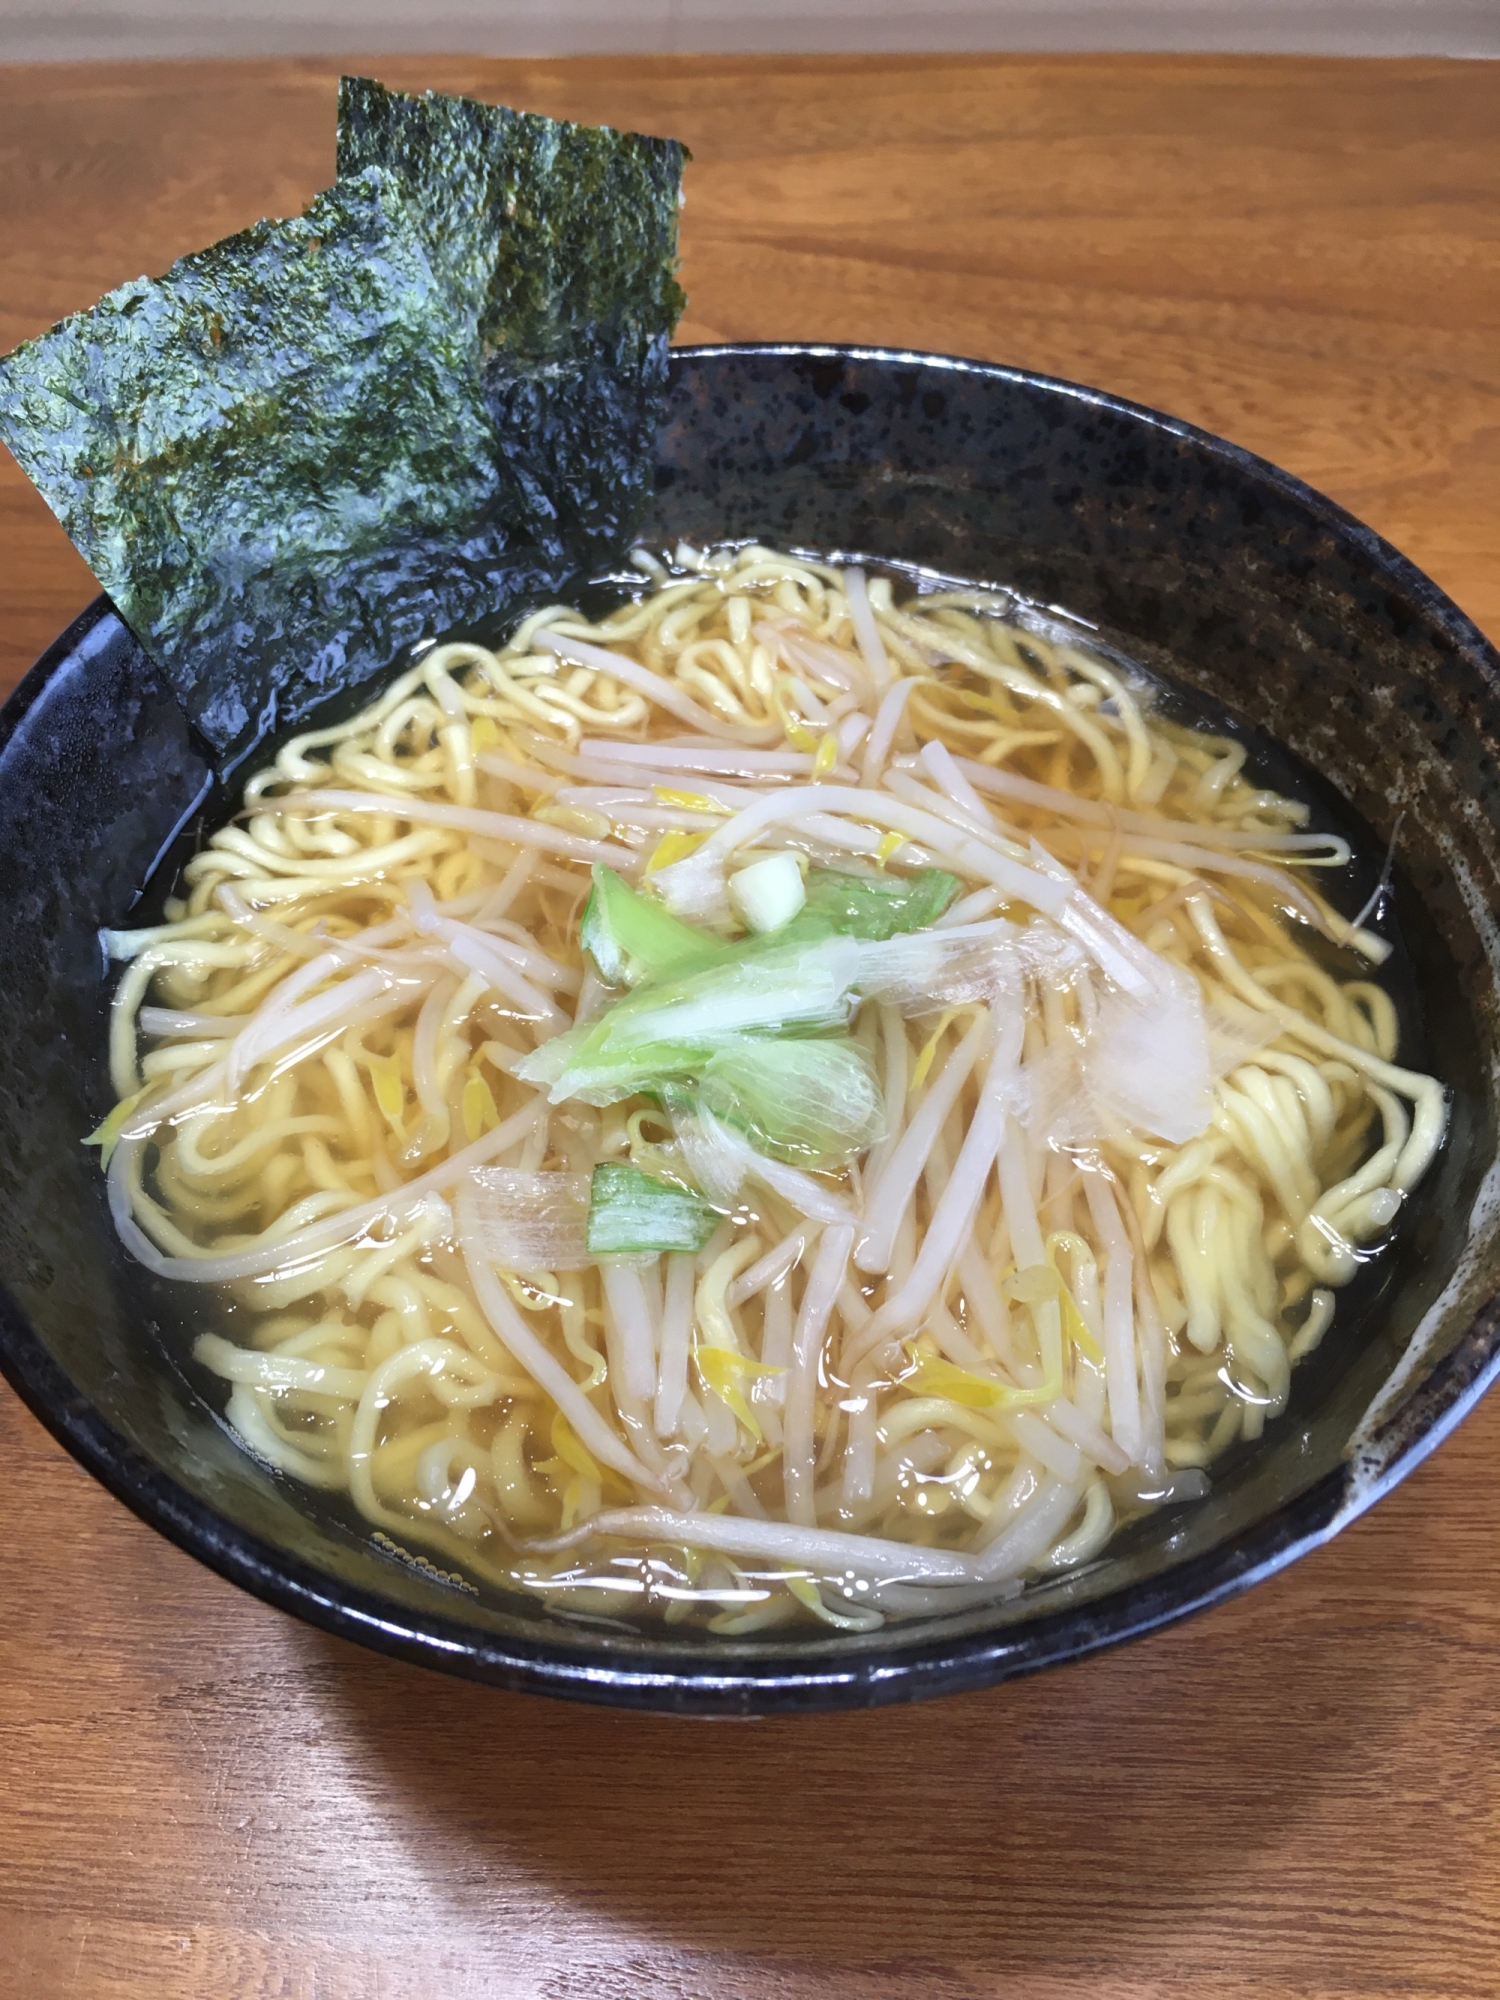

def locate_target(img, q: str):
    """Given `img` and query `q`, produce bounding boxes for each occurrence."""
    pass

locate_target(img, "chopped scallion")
[579,865,725,987]
[586,1162,719,1256]
[790,865,961,941]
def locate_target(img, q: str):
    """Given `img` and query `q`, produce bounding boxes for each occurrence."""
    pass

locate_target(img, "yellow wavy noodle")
[97,544,1444,1629]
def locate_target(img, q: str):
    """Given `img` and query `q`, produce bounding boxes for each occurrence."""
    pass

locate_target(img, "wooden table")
[2,54,1498,2000]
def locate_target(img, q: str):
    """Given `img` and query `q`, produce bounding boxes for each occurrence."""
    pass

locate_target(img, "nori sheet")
[338,77,686,562]
[0,79,686,766]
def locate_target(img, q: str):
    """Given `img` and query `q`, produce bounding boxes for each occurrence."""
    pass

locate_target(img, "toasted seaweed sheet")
[339,77,686,562]
[0,79,686,766]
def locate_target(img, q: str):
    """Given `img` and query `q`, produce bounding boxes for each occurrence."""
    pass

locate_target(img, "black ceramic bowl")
[4,344,1500,1715]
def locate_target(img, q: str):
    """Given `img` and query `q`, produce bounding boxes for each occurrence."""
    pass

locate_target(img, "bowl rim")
[3,340,1499,1715]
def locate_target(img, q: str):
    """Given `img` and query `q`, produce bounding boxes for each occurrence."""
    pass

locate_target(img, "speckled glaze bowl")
[3,344,1499,1714]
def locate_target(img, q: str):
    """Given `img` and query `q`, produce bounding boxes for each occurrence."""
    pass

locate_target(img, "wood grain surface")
[1,54,1497,2000]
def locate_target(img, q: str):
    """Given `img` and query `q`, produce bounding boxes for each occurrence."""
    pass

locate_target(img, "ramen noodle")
[92,544,1446,1632]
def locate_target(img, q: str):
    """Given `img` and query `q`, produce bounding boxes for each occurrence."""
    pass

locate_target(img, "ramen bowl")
[2,343,1498,1714]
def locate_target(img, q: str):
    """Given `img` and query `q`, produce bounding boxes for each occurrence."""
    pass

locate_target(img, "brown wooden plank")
[1,54,1497,2000]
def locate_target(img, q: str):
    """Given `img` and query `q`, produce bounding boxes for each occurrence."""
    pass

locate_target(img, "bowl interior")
[3,344,1499,1712]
